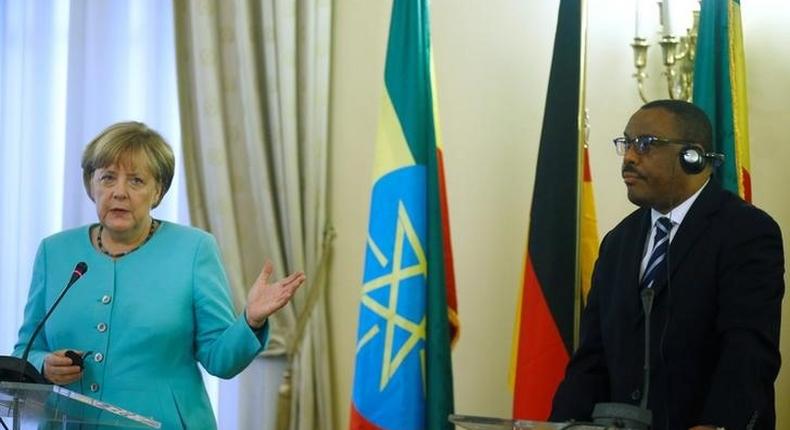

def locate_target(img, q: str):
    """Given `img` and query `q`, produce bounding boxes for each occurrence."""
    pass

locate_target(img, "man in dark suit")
[550,100,784,430]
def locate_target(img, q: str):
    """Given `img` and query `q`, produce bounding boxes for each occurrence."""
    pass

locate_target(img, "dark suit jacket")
[550,181,784,429]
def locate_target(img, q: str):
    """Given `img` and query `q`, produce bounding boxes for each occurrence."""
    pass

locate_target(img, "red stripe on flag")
[582,147,592,182]
[437,148,459,344]
[742,167,752,203]
[349,405,382,430]
[512,255,570,420]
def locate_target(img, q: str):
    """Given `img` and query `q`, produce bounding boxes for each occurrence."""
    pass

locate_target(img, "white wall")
[328,1,790,428]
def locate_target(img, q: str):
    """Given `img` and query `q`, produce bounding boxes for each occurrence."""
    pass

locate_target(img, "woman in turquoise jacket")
[12,121,305,429]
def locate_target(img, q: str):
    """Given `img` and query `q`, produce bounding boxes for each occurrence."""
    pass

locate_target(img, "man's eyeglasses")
[612,135,696,155]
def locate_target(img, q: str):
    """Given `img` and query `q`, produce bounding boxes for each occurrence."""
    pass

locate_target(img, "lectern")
[449,414,614,430]
[0,382,160,429]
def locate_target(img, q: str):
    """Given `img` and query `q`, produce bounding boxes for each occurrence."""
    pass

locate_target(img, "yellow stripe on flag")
[430,54,444,152]
[508,248,528,390]
[580,149,599,303]
[728,1,751,199]
[372,91,416,182]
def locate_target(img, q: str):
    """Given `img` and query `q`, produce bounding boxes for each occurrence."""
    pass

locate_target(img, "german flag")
[510,0,598,420]
[693,0,751,201]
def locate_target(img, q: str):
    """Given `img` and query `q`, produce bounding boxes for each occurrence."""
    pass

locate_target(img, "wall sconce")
[632,0,700,102]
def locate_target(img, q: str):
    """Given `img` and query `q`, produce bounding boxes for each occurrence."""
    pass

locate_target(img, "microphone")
[639,288,655,411]
[0,262,88,383]
[592,268,669,430]
[589,287,655,430]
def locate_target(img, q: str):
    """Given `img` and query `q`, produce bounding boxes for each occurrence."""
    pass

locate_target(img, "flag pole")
[573,0,589,351]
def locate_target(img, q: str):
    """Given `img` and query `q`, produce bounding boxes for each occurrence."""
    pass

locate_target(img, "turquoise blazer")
[13,222,268,429]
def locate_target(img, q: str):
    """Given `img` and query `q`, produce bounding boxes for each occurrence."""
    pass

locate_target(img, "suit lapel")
[651,181,723,298]
[630,209,652,325]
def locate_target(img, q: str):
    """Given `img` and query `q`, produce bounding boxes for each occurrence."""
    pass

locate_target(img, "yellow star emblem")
[356,200,428,392]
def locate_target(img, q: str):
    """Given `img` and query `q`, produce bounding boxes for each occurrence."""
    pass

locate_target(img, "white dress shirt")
[639,179,710,279]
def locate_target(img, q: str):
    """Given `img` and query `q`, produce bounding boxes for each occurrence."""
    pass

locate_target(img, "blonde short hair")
[81,122,175,208]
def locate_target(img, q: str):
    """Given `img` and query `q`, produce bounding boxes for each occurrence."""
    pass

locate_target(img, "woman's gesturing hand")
[245,261,306,330]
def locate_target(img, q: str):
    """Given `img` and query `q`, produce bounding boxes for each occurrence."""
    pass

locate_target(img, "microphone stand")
[590,288,654,430]
[0,262,87,429]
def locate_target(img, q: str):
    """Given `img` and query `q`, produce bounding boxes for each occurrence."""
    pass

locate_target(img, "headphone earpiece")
[679,145,706,174]
[678,145,726,175]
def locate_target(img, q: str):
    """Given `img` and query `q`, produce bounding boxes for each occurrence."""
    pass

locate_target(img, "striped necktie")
[641,217,673,290]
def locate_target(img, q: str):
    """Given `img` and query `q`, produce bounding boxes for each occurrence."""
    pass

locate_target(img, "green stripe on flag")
[693,0,741,195]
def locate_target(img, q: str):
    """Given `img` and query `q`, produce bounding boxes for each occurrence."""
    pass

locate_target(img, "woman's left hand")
[245,261,306,329]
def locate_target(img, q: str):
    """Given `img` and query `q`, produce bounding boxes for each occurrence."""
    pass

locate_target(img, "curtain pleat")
[173,0,333,428]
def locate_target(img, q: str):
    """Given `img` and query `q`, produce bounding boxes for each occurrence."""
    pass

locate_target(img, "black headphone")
[679,145,725,174]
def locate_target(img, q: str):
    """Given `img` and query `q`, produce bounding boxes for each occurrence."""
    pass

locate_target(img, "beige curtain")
[173,1,333,429]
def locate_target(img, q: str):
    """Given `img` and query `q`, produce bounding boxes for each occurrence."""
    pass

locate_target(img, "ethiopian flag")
[693,0,751,201]
[349,1,459,429]
[511,0,598,420]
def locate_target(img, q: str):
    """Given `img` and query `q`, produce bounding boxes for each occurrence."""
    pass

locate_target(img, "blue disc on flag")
[352,165,427,430]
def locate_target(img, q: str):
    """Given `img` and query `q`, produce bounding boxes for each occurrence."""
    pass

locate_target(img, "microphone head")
[74,262,88,277]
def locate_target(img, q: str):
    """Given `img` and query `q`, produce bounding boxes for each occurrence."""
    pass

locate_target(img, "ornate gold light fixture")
[632,0,700,102]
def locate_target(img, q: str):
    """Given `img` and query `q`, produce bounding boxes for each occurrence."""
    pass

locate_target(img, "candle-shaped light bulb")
[661,0,675,37]
[635,0,648,39]
[635,0,641,38]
